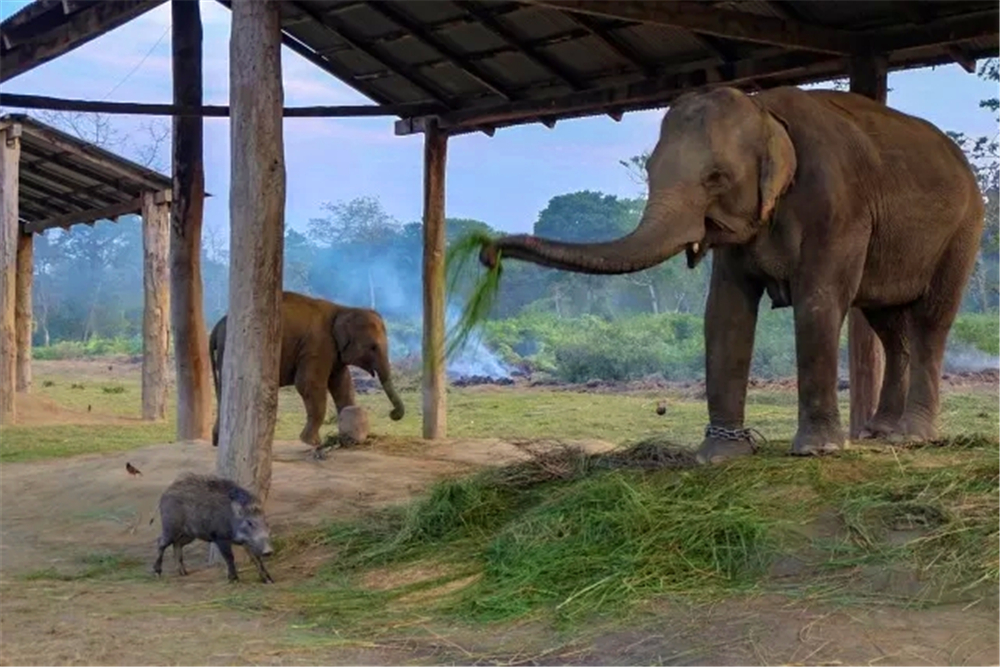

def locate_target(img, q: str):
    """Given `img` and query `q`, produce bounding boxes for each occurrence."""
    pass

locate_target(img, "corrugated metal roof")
[1,0,997,134]
[0,114,173,234]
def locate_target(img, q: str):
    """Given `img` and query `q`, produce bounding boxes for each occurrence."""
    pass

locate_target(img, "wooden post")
[422,120,448,440]
[142,191,171,421]
[171,0,213,440]
[0,123,20,425]
[217,0,285,502]
[847,55,887,438]
[15,230,32,393]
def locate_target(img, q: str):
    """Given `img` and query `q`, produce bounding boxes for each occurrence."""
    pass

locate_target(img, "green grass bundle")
[445,230,504,357]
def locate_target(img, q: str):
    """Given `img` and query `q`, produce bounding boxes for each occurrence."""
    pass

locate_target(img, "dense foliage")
[29,63,999,380]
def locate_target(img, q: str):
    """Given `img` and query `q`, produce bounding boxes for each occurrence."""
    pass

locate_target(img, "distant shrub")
[32,337,142,360]
[950,313,1000,356]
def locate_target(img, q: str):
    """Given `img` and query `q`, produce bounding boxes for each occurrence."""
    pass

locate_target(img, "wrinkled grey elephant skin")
[479,87,984,463]
[209,291,405,452]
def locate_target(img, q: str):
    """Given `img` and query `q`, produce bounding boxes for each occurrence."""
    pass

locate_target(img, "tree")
[307,196,402,309]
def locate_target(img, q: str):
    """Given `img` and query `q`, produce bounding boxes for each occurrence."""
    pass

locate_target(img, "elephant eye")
[704,169,729,188]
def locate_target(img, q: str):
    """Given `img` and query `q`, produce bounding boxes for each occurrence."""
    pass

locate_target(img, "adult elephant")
[479,86,984,463]
[209,291,405,451]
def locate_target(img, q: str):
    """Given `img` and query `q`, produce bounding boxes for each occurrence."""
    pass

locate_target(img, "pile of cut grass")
[300,436,999,628]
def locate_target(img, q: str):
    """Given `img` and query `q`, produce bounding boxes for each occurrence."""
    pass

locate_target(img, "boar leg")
[246,549,274,584]
[215,541,239,582]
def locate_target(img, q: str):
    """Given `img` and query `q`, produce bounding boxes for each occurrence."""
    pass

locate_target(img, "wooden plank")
[847,54,887,440]
[15,230,31,393]
[0,92,444,118]
[171,0,213,442]
[0,124,19,424]
[524,1,854,55]
[396,49,839,135]
[0,0,166,83]
[14,120,169,192]
[865,9,998,55]
[21,196,150,234]
[217,0,285,502]
[421,120,447,440]
[141,191,170,421]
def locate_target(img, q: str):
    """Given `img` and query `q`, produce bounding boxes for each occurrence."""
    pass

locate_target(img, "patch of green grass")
[293,432,998,631]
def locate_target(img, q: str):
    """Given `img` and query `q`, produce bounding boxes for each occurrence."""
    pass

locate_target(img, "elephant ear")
[758,109,796,224]
[332,310,356,359]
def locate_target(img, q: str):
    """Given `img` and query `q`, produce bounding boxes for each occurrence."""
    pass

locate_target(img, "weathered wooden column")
[217,0,285,502]
[15,229,32,393]
[422,120,448,440]
[142,191,171,421]
[0,122,20,425]
[847,54,887,438]
[170,0,213,440]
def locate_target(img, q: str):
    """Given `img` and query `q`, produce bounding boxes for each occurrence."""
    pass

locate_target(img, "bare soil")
[2,360,998,665]
[3,435,998,665]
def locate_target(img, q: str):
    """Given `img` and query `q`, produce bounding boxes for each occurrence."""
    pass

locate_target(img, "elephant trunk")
[376,359,405,421]
[481,193,705,275]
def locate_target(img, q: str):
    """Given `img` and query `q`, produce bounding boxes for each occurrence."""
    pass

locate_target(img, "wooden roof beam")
[287,1,456,108]
[456,1,591,90]
[21,194,158,234]
[561,12,657,77]
[365,2,517,101]
[526,0,853,54]
[864,10,999,55]
[0,0,166,83]
[397,50,840,135]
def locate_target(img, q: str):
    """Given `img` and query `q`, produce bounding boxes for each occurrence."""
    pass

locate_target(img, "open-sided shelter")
[2,0,997,497]
[0,112,175,424]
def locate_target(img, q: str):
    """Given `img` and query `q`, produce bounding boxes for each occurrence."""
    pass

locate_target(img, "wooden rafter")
[0,0,166,83]
[397,49,838,134]
[456,1,591,91]
[366,2,517,101]
[562,12,656,77]
[526,0,853,54]
[288,1,456,108]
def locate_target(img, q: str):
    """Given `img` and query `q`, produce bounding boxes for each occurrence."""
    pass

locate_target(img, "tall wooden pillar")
[142,191,171,421]
[422,120,448,440]
[217,0,285,502]
[170,0,213,440]
[15,230,32,393]
[848,55,887,438]
[0,123,20,425]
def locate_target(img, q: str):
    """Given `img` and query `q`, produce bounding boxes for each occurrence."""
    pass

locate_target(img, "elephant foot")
[886,415,938,444]
[695,425,764,464]
[857,415,901,440]
[311,446,329,461]
[791,425,845,456]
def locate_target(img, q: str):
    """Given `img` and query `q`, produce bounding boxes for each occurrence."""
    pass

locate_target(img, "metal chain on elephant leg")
[704,425,768,453]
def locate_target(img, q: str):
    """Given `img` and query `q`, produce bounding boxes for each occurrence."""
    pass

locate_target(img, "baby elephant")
[153,474,275,583]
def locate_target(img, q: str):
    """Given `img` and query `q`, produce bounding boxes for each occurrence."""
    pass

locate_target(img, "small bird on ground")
[655,400,667,416]
[87,404,92,412]
[125,462,142,476]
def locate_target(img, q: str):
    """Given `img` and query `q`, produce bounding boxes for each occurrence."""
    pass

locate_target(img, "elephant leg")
[790,279,853,455]
[897,233,978,441]
[294,368,328,448]
[696,250,764,464]
[858,307,910,439]
[328,364,357,415]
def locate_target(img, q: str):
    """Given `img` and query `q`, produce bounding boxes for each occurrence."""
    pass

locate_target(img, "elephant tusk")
[691,242,700,254]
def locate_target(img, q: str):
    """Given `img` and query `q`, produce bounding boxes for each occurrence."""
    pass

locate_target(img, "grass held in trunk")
[445,231,503,357]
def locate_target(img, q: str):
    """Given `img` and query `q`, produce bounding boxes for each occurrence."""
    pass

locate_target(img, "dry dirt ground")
[2,386,999,665]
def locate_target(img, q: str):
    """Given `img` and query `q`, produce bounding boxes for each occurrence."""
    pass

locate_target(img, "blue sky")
[2,0,997,240]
